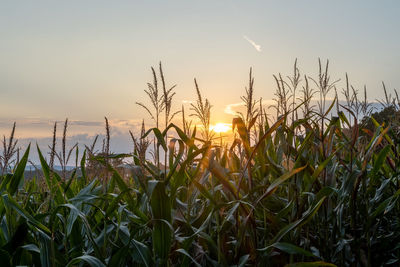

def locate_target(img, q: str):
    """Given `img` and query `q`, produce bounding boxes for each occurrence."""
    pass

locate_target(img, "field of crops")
[0,61,399,266]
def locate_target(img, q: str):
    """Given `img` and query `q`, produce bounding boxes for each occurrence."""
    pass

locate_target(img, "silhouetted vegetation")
[0,60,399,266]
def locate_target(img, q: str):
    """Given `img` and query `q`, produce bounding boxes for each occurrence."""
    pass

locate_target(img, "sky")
[0,1,399,160]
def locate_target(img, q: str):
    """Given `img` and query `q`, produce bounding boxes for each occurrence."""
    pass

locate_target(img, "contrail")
[243,35,262,52]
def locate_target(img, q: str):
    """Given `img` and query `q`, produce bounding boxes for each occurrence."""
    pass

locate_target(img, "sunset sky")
[1,1,400,158]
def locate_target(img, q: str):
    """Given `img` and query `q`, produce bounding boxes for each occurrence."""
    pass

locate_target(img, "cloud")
[70,120,103,127]
[243,35,262,52]
[15,127,144,165]
[0,117,148,156]
[224,103,245,115]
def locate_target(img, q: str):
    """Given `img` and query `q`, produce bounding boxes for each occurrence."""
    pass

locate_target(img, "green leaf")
[58,203,102,259]
[21,243,40,254]
[164,123,193,146]
[80,149,87,182]
[209,160,238,197]
[165,138,185,184]
[176,248,201,267]
[272,197,326,243]
[66,255,105,267]
[256,166,306,204]
[369,188,400,224]
[38,230,51,267]
[130,239,152,267]
[311,154,335,182]
[338,111,350,128]
[109,169,148,222]
[108,246,129,266]
[242,115,285,175]
[232,117,251,155]
[238,254,250,267]
[37,145,65,205]
[2,194,51,235]
[149,180,172,264]
[372,145,391,176]
[171,146,209,198]
[262,242,317,258]
[143,127,167,151]
[8,144,30,195]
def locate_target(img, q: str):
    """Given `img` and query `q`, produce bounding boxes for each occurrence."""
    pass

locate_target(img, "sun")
[210,123,231,133]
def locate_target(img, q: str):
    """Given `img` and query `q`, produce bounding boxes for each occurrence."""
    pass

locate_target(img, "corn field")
[0,61,400,266]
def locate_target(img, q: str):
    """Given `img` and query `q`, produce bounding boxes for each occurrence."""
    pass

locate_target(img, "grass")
[0,60,399,266]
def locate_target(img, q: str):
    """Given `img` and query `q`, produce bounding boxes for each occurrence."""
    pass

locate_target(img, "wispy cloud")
[70,120,103,127]
[243,35,262,52]
[0,117,145,164]
[0,117,143,139]
[224,103,245,115]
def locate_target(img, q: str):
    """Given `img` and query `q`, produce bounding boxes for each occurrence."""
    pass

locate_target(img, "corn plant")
[0,61,399,267]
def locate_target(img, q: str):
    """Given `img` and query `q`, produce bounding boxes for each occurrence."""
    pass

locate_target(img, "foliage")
[0,61,399,266]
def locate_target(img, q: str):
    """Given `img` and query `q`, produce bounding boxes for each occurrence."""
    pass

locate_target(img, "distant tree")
[361,105,400,140]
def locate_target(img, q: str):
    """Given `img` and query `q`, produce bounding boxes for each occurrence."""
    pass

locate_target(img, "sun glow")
[210,123,231,133]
